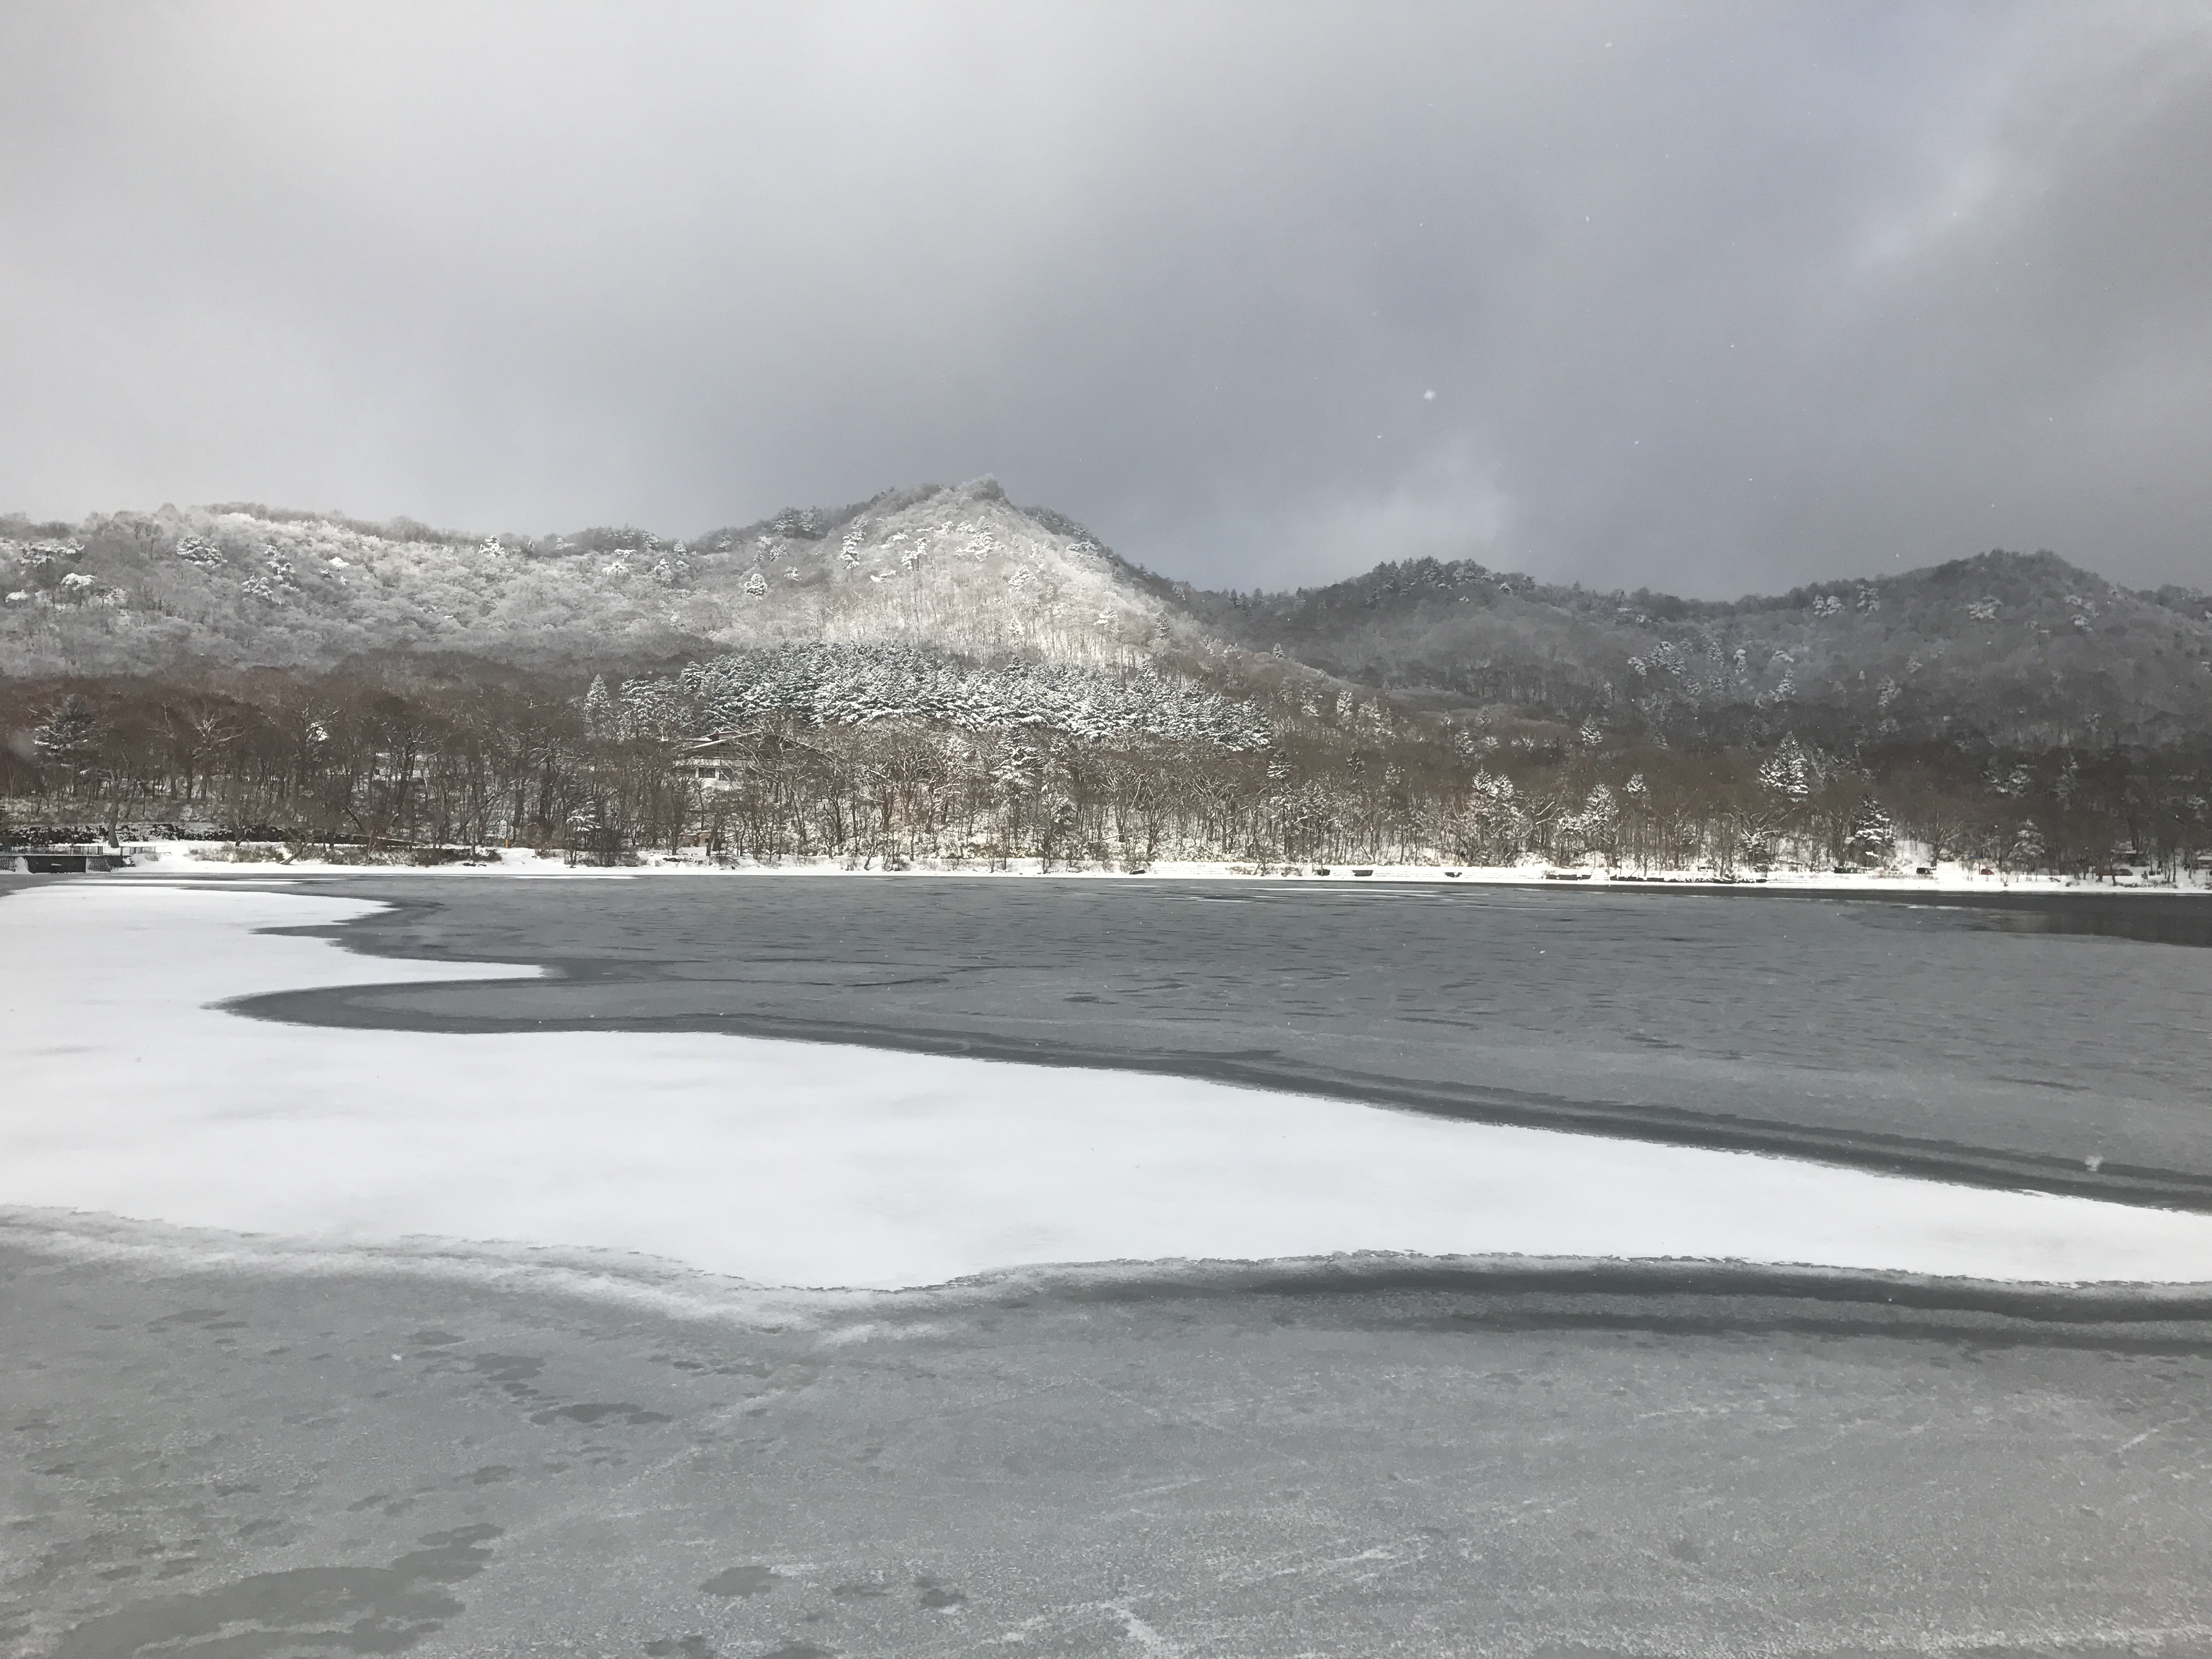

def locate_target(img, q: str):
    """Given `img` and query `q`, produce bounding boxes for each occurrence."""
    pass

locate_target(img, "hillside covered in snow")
[0,480,1204,680]
[4,471,2209,877]
[7,480,2208,757]
[1181,549,2212,752]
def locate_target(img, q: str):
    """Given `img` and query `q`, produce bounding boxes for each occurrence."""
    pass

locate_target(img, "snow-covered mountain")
[1184,549,2212,750]
[6,479,2208,750]
[0,479,1205,678]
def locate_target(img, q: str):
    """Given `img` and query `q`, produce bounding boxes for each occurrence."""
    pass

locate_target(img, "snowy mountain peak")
[5,489,2207,749]
[0,483,1204,676]
[680,480,1183,669]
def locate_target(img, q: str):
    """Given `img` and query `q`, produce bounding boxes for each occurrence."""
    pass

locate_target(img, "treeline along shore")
[3,656,2207,875]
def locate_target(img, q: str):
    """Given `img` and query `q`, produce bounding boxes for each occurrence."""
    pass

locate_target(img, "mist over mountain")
[7,479,2209,757]
[1184,549,2212,752]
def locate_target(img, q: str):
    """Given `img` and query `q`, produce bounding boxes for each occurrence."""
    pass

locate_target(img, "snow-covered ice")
[3,882,2209,1289]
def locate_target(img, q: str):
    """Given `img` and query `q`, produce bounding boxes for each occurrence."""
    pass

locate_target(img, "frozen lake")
[13,881,2210,1286]
[8,872,2212,1658]
[245,874,2212,1206]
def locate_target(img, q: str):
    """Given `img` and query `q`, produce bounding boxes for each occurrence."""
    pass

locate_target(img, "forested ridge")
[4,483,2208,873]
[4,652,2204,876]
[1186,548,2212,752]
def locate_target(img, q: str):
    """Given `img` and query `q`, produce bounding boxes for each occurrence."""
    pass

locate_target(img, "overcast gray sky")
[3,2,2208,596]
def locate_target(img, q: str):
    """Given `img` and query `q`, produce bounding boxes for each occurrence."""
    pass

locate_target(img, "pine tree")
[32,695,101,768]
[582,675,614,740]
[1845,798,1896,865]
[1758,735,1813,799]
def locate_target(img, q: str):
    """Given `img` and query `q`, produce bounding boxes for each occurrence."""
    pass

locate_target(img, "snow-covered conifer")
[582,675,615,740]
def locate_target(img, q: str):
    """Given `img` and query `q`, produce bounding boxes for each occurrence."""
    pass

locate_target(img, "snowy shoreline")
[37,837,2212,895]
[5,882,2212,1291]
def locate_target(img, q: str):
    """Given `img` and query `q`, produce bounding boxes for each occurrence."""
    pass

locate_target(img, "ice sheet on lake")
[3,882,2209,1289]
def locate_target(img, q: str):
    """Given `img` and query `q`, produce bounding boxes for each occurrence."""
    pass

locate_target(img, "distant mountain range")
[7,478,2208,751]
[1177,548,2212,752]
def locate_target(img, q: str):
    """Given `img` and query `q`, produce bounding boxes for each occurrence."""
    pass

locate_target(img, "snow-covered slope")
[1189,549,2212,748]
[8,481,2207,750]
[0,480,1203,676]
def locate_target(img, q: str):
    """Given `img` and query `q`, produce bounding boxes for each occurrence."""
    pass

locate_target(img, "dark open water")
[237,877,2212,1210]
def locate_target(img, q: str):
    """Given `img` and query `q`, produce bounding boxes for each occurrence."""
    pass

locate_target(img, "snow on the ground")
[86,839,2208,894]
[4,882,2210,1290]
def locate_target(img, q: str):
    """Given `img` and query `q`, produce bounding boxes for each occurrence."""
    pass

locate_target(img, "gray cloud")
[2,1,2208,595]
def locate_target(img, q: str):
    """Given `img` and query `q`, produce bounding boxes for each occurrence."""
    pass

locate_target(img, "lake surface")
[246,877,2212,1209]
[13,872,2212,1657]
[14,1238,2212,1659]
